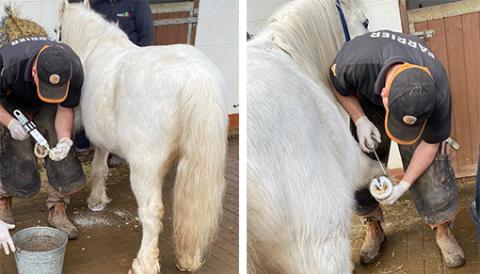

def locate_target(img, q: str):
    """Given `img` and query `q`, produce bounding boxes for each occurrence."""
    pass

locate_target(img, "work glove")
[355,116,381,153]
[0,220,15,255]
[7,119,29,141]
[380,180,411,205]
[49,138,73,161]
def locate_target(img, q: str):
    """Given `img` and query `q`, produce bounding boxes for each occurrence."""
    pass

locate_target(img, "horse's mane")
[61,3,133,59]
[256,0,356,82]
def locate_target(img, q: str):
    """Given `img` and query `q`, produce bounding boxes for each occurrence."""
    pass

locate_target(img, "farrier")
[329,29,465,268]
[0,37,86,255]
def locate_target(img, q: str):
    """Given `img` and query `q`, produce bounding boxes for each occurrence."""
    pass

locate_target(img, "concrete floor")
[352,178,479,274]
[0,137,239,274]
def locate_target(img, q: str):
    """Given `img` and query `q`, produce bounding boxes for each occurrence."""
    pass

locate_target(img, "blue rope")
[335,0,351,42]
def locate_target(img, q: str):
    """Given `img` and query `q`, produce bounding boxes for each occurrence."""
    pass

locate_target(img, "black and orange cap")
[34,45,72,104]
[384,63,435,145]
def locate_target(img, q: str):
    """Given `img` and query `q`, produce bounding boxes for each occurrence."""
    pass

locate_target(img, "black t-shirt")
[329,30,451,144]
[0,37,83,112]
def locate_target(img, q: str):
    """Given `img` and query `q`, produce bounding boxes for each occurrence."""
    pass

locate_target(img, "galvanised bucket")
[12,227,68,274]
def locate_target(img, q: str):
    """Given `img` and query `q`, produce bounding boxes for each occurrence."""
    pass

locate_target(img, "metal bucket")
[12,227,68,274]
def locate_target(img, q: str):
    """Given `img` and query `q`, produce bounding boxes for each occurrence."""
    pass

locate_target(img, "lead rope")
[335,0,351,42]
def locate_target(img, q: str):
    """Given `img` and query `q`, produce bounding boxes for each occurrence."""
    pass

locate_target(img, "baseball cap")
[384,63,435,145]
[34,45,72,103]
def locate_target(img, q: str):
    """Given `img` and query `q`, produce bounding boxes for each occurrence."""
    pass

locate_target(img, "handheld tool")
[13,109,50,158]
[368,144,393,201]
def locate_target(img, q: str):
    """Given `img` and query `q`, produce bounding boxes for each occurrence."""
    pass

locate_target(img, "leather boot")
[47,202,79,239]
[0,197,14,225]
[435,223,465,268]
[359,207,386,264]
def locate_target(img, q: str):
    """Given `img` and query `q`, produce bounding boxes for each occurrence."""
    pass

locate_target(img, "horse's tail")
[173,67,228,270]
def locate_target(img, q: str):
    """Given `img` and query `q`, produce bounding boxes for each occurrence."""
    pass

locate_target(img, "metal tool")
[368,144,393,201]
[13,109,50,158]
[372,148,387,176]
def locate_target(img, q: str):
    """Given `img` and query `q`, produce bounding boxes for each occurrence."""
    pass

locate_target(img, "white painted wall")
[247,0,289,36]
[364,0,402,32]
[195,0,239,114]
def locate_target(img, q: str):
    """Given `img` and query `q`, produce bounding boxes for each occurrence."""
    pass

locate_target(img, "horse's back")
[82,43,225,156]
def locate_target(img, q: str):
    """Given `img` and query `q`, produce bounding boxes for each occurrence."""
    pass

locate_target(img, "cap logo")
[49,74,60,84]
[331,64,337,76]
[403,115,417,125]
[409,85,423,95]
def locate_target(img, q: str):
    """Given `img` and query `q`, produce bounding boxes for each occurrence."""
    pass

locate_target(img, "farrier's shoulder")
[0,38,53,65]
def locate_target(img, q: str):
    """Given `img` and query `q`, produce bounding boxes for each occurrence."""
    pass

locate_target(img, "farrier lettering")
[419,44,428,53]
[408,40,417,48]
[10,36,53,45]
[370,31,434,59]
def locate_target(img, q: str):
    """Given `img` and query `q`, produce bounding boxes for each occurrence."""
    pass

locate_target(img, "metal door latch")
[412,30,435,40]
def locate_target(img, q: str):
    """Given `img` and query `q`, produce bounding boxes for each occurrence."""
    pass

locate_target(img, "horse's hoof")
[88,202,107,212]
[176,259,204,272]
[176,263,192,272]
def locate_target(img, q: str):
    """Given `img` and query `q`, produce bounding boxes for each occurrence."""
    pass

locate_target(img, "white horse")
[247,0,383,273]
[59,1,227,273]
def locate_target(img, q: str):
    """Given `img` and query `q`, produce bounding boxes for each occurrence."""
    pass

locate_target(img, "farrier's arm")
[402,141,439,185]
[55,105,73,140]
[48,105,74,161]
[0,56,14,127]
[0,106,13,127]
[333,91,366,123]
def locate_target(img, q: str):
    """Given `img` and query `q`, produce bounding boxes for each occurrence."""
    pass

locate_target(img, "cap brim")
[385,108,426,145]
[36,79,70,104]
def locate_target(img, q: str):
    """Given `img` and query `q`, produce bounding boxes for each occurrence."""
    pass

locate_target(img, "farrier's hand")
[0,220,15,255]
[380,180,411,205]
[49,137,73,161]
[7,119,29,141]
[355,116,381,153]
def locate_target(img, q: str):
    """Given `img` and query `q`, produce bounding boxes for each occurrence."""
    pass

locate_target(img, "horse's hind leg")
[87,147,111,211]
[130,158,166,274]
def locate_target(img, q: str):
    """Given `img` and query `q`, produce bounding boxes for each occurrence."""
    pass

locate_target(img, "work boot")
[435,223,465,268]
[47,202,79,239]
[0,197,14,225]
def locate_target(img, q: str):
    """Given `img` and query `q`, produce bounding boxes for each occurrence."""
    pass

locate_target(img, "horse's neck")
[65,8,134,61]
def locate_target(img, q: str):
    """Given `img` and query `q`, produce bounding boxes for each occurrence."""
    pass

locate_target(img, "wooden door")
[150,1,198,45]
[400,0,480,178]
